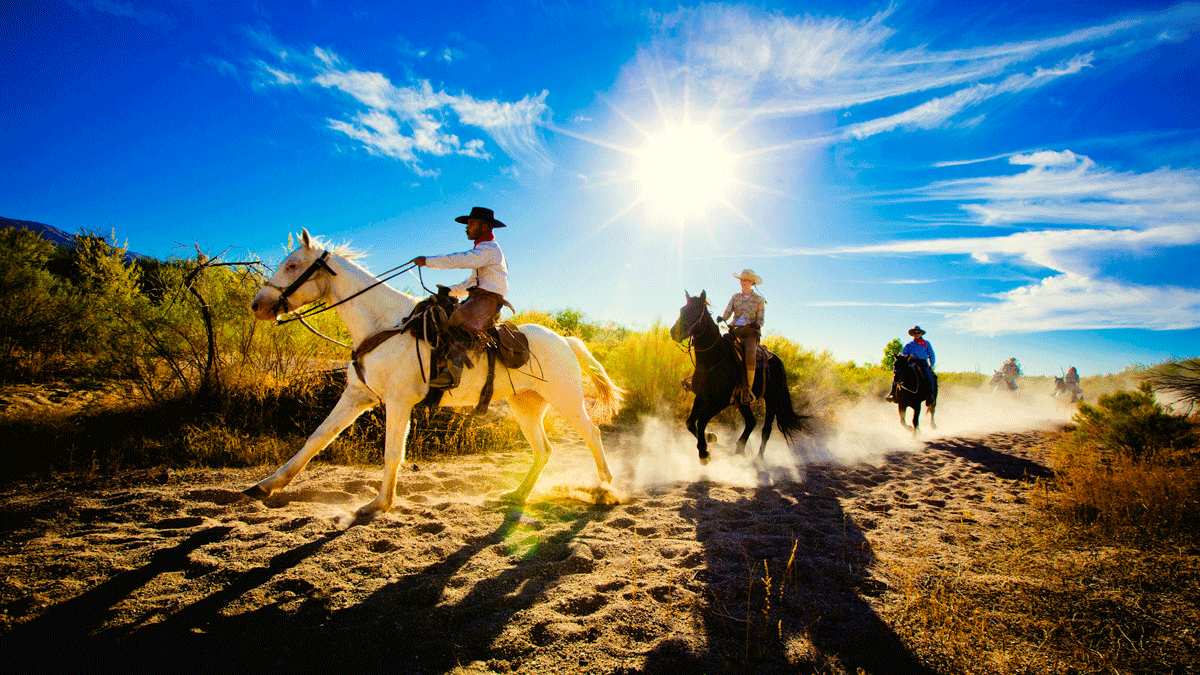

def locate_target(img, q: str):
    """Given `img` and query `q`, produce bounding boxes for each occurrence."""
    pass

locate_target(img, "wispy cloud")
[226,28,553,176]
[72,0,176,28]
[953,274,1200,334]
[642,4,1186,141]
[843,54,1093,139]
[771,151,1200,333]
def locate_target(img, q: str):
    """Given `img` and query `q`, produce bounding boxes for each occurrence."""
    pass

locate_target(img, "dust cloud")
[541,384,1074,499]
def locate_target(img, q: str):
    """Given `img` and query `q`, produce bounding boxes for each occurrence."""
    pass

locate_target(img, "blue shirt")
[901,339,935,370]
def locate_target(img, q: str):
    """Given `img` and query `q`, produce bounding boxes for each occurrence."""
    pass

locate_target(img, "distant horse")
[1053,376,1083,405]
[245,229,623,515]
[669,290,805,464]
[893,353,937,436]
[989,370,1018,393]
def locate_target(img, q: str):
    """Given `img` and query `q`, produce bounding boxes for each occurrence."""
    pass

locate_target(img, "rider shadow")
[643,479,936,675]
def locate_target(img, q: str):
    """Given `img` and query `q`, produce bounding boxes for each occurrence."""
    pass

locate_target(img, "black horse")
[892,353,937,436]
[670,291,805,464]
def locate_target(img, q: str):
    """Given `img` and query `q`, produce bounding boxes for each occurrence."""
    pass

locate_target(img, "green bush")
[1070,382,1195,463]
[0,228,79,373]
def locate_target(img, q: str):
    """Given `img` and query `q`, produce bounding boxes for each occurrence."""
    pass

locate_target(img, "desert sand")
[0,392,1066,674]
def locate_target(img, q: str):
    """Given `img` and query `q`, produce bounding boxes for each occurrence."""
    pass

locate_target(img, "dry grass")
[877,423,1200,675]
[0,372,524,479]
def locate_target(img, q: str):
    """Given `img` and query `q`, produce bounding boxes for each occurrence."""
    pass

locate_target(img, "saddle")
[350,287,530,415]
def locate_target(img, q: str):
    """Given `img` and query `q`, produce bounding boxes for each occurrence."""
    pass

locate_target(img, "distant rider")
[718,270,765,404]
[1000,357,1021,390]
[886,326,937,402]
[411,207,509,390]
[1065,366,1083,399]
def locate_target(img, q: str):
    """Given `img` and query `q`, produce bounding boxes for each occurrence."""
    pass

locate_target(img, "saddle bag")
[495,321,530,369]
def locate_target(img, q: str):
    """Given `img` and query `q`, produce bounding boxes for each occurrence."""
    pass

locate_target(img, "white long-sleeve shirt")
[424,239,508,297]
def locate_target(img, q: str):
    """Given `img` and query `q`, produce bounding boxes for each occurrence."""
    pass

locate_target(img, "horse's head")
[893,353,917,378]
[1053,376,1066,391]
[670,290,710,342]
[251,228,336,321]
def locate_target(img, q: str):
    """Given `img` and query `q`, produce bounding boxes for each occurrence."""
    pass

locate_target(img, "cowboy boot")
[740,368,756,404]
[429,347,468,390]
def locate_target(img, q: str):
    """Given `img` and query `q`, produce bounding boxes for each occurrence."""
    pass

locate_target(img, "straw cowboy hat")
[908,326,926,336]
[454,206,506,228]
[733,269,763,285]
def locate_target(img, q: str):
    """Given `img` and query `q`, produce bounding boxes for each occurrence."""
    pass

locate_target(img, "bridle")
[261,249,419,326]
[261,250,338,318]
[679,300,733,371]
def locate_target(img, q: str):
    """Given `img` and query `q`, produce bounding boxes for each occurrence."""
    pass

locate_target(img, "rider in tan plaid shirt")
[719,270,765,403]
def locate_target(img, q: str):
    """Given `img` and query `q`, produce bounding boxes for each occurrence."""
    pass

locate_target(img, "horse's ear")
[301,228,312,249]
[699,290,706,302]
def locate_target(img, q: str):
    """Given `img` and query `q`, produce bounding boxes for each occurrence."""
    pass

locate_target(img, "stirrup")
[429,365,461,390]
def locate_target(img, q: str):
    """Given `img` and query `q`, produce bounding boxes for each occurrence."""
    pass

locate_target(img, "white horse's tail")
[566,336,624,424]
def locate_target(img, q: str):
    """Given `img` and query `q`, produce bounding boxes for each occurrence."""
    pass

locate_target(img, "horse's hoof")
[242,484,270,500]
[705,432,717,443]
[592,487,621,505]
[499,490,528,504]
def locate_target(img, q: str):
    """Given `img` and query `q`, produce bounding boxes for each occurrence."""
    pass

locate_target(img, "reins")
[271,253,419,326]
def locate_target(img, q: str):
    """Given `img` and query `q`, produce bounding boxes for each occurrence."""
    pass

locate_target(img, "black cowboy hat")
[455,206,506,228]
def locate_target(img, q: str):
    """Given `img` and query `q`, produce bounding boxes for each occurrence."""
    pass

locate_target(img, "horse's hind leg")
[927,401,937,430]
[759,400,776,457]
[736,404,755,455]
[244,386,376,500]
[502,391,555,503]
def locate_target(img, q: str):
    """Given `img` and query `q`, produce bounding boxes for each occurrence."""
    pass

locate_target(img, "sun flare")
[634,122,737,220]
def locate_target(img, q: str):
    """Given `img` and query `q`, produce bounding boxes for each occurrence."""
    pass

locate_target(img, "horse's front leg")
[357,399,414,516]
[927,400,937,430]
[244,386,376,500]
[897,404,909,430]
[911,405,922,438]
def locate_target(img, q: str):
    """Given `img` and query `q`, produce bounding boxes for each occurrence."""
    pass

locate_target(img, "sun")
[634,121,738,221]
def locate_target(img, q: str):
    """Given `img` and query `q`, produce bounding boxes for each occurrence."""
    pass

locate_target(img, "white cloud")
[844,54,1092,139]
[772,152,1200,333]
[952,274,1200,334]
[237,35,551,175]
[655,6,1125,117]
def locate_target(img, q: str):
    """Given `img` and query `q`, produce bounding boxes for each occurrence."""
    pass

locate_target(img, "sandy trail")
[0,403,1060,675]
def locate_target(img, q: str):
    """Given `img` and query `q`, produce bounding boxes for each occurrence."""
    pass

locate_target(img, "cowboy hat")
[908,326,926,336]
[454,206,506,228]
[733,269,763,285]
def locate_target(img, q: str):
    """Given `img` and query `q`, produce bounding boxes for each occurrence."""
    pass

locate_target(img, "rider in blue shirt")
[887,326,938,402]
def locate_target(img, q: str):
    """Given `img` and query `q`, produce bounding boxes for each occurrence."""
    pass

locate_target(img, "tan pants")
[730,325,760,399]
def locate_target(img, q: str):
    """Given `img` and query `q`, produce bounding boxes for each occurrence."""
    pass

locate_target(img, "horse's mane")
[295,232,364,260]
[291,232,417,302]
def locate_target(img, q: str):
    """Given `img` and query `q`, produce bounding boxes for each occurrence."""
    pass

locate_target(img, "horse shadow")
[643,476,936,675]
[927,436,1052,481]
[1,504,610,675]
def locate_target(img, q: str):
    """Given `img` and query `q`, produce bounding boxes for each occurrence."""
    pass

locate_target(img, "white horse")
[245,229,623,515]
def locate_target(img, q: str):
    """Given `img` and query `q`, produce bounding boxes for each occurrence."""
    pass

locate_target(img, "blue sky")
[3,0,1198,376]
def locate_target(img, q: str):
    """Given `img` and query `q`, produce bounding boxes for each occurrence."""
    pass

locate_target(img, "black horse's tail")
[766,356,807,441]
